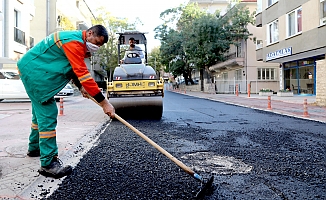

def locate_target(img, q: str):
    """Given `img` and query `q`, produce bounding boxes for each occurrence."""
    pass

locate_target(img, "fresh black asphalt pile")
[48,120,211,200]
[47,109,326,199]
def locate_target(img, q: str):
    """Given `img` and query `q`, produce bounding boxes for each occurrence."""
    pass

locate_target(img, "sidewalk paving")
[0,96,109,199]
[0,91,325,199]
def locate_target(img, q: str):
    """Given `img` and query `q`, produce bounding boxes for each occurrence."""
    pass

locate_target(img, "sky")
[86,0,189,51]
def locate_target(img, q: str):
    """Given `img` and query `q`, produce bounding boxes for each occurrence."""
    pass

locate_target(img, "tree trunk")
[200,67,204,91]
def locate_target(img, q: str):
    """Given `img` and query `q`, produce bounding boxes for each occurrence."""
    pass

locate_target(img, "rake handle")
[115,114,196,176]
[87,95,200,180]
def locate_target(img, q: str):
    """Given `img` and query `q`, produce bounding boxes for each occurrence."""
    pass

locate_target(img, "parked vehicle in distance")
[0,70,29,101]
[55,83,74,97]
[0,69,75,102]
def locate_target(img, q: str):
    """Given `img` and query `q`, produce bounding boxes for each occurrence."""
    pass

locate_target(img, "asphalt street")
[46,91,326,200]
[0,90,325,199]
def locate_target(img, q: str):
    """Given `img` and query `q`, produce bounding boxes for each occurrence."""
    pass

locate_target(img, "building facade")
[0,0,35,62]
[0,0,105,84]
[190,0,279,94]
[255,0,326,105]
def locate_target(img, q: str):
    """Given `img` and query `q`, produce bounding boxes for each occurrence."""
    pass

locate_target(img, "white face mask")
[86,42,99,53]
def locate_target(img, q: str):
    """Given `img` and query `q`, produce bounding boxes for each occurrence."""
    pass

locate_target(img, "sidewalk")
[0,96,109,199]
[0,91,325,199]
[172,89,326,123]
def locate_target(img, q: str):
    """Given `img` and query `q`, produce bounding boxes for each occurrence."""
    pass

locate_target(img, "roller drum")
[109,96,163,119]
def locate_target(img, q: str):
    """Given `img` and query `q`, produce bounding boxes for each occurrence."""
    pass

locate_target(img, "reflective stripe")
[78,73,92,83]
[31,123,38,130]
[40,130,56,138]
[54,32,63,48]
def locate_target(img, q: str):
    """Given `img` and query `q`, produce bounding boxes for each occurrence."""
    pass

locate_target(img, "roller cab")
[107,31,164,119]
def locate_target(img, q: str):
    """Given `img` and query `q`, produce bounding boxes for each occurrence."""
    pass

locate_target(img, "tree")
[59,16,75,30]
[91,7,141,81]
[155,3,205,85]
[148,46,164,77]
[155,2,255,90]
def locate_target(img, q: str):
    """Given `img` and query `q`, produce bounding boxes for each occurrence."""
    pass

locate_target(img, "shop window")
[298,58,314,66]
[258,68,276,80]
[321,0,326,25]
[284,61,297,68]
[267,19,279,44]
[287,7,302,37]
[267,0,278,7]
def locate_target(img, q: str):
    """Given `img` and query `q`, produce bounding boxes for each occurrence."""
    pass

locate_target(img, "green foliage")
[148,47,164,75]
[91,7,141,80]
[60,16,75,30]
[260,88,273,92]
[154,2,255,85]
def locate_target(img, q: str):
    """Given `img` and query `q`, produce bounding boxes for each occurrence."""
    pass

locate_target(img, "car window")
[65,84,73,89]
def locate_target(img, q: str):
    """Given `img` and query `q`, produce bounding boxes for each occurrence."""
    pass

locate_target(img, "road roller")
[107,31,164,119]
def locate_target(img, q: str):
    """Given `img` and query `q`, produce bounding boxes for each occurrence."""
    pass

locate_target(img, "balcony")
[14,27,26,46]
[255,12,262,27]
[209,52,245,71]
[256,48,263,61]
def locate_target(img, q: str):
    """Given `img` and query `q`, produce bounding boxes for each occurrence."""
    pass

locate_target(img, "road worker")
[17,25,115,179]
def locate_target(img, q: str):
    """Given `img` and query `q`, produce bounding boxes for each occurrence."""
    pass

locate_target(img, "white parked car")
[0,70,29,101]
[54,83,75,101]
[0,69,75,102]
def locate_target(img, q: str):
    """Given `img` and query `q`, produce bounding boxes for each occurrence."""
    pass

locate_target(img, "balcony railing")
[14,27,26,45]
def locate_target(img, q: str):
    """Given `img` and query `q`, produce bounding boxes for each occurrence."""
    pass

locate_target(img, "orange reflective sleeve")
[62,41,104,102]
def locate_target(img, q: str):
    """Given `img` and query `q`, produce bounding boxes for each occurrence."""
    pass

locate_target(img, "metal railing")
[183,79,279,94]
[14,27,25,45]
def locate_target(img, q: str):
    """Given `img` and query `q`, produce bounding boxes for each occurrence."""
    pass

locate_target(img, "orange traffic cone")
[59,97,64,116]
[303,98,309,117]
[267,96,272,110]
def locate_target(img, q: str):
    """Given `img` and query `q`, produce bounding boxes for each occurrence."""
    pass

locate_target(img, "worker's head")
[129,37,136,48]
[85,25,108,52]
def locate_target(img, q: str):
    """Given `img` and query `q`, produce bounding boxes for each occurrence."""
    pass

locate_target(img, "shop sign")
[266,47,292,61]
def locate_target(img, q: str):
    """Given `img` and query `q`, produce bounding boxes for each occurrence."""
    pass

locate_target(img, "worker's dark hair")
[88,25,108,43]
[129,37,135,40]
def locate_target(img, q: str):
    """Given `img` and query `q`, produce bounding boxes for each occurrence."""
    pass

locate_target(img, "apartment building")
[189,0,230,15]
[189,0,279,93]
[255,0,326,105]
[30,0,106,83]
[0,0,35,64]
[0,0,105,83]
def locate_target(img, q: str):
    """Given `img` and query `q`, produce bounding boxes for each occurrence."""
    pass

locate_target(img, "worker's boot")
[27,149,41,157]
[38,157,72,179]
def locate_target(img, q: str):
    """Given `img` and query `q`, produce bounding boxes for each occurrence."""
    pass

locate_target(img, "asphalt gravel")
[47,120,212,200]
[46,92,326,200]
